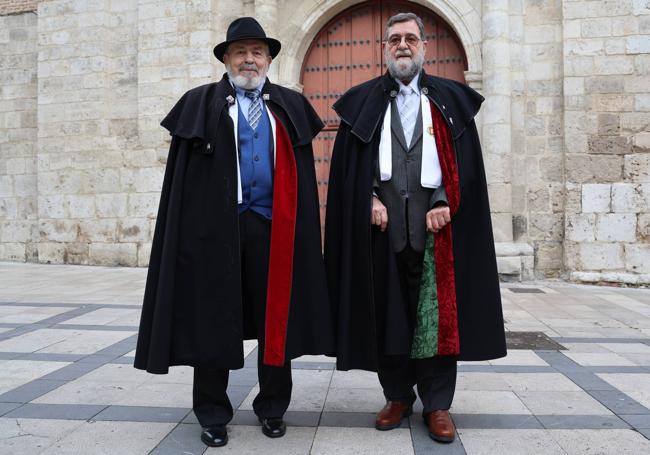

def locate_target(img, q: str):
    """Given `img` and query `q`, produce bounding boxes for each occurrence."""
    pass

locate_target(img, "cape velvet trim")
[263,112,297,367]
[430,103,460,355]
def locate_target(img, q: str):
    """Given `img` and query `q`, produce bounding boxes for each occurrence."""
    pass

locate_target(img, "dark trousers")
[378,242,457,415]
[193,210,292,427]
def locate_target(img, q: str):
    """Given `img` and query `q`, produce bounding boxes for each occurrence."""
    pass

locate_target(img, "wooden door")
[301,1,468,231]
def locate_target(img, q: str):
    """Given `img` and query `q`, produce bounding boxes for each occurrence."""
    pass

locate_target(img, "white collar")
[395,72,420,95]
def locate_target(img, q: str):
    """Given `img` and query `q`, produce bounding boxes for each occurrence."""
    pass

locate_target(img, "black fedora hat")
[213,17,281,62]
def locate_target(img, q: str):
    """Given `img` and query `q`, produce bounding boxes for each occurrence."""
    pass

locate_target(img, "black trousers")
[377,242,457,415]
[193,210,292,427]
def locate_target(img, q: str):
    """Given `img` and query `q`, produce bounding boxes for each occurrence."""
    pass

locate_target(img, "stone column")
[255,0,279,82]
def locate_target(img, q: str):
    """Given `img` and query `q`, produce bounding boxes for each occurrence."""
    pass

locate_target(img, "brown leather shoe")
[424,410,456,443]
[375,400,413,430]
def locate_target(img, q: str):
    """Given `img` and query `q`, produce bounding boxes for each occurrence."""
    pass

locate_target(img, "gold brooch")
[428,126,434,135]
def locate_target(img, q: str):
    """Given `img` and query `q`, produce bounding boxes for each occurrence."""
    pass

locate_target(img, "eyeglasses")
[385,34,421,48]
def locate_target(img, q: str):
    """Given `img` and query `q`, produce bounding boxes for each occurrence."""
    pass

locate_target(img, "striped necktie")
[245,90,262,129]
[398,86,417,147]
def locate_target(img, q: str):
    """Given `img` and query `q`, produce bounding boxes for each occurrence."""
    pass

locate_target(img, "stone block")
[37,242,66,264]
[587,136,632,155]
[605,38,627,55]
[638,214,650,241]
[0,220,32,243]
[597,114,620,135]
[491,213,514,242]
[127,193,159,218]
[0,242,26,262]
[596,214,637,241]
[612,16,640,36]
[78,219,117,242]
[0,198,18,219]
[39,219,78,242]
[0,176,13,197]
[496,256,521,275]
[488,183,512,212]
[566,214,596,242]
[591,94,635,111]
[611,183,642,212]
[138,242,152,267]
[527,183,552,212]
[627,35,650,54]
[96,193,128,218]
[66,195,95,219]
[625,244,650,274]
[528,213,564,240]
[535,241,564,272]
[566,155,622,183]
[579,242,625,270]
[624,154,650,182]
[13,175,36,197]
[38,195,67,219]
[89,243,137,266]
[633,132,650,151]
[594,56,635,75]
[635,94,650,111]
[581,184,611,212]
[117,218,150,242]
[539,155,563,182]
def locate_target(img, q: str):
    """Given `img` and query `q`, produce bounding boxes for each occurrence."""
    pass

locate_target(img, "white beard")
[385,48,424,82]
[227,65,268,90]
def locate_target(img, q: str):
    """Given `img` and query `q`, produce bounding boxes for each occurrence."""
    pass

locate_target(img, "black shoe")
[259,417,286,438]
[201,426,228,447]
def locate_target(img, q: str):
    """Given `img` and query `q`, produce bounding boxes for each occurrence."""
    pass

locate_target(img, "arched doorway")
[301,1,469,229]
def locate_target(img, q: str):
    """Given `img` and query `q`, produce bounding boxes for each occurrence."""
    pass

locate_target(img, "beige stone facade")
[0,0,649,284]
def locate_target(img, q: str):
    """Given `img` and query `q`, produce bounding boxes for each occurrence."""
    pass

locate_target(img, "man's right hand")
[371,196,388,232]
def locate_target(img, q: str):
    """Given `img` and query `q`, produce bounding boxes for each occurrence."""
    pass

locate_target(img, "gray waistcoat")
[375,100,433,253]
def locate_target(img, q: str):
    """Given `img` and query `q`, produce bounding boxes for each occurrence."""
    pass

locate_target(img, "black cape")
[135,75,335,374]
[324,71,506,371]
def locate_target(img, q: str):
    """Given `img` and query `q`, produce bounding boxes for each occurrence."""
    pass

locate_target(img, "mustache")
[238,64,258,72]
[395,51,412,58]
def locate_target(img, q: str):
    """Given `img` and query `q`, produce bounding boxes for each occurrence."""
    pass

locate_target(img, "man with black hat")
[134,17,335,447]
[325,12,506,444]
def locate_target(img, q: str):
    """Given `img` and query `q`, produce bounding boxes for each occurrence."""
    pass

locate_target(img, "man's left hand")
[426,206,451,233]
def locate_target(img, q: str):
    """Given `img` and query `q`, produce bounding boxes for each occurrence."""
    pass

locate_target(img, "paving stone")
[47,421,176,454]
[149,423,207,455]
[537,414,629,430]
[451,391,531,415]
[516,391,613,415]
[409,414,466,454]
[311,426,414,455]
[4,403,106,420]
[324,387,386,413]
[548,429,650,454]
[0,379,67,403]
[318,412,384,428]
[587,390,650,415]
[453,414,542,429]
[501,373,582,391]
[0,402,21,416]
[458,429,566,455]
[0,417,86,454]
[619,414,650,429]
[93,405,190,423]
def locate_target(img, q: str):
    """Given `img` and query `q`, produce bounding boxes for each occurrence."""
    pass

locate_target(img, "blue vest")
[237,103,274,219]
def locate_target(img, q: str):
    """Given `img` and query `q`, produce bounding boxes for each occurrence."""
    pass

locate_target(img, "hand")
[371,196,388,232]
[426,205,451,233]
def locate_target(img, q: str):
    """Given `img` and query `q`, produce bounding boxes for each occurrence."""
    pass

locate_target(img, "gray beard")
[227,66,267,90]
[385,51,424,83]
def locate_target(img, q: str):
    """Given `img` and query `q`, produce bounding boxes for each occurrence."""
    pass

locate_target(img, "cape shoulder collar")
[161,74,322,146]
[333,71,484,143]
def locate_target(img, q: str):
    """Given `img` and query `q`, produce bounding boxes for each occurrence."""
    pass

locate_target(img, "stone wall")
[562,0,650,285]
[0,0,37,15]
[0,0,649,284]
[0,12,38,262]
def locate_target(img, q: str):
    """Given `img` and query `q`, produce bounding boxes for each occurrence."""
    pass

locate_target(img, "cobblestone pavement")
[1,261,650,454]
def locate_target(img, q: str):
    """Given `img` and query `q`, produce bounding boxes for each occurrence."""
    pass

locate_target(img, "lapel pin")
[449,117,454,125]
[389,90,397,98]
[421,87,428,95]
[262,93,270,100]
[226,95,235,105]
[427,126,434,135]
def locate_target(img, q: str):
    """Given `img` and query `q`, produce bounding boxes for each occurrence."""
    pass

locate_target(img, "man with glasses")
[135,17,335,447]
[325,12,506,443]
